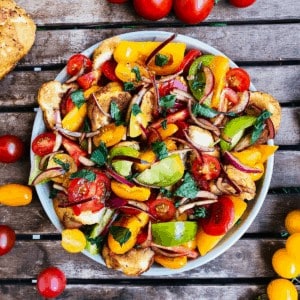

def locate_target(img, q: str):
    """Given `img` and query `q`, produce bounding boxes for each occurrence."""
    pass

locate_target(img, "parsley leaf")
[155,53,169,67]
[161,119,167,130]
[83,118,91,132]
[110,101,123,125]
[152,141,168,160]
[251,110,272,144]
[71,90,85,109]
[174,172,199,199]
[53,157,70,172]
[109,226,131,246]
[192,103,219,118]
[194,207,207,218]
[132,103,142,116]
[124,82,135,91]
[87,235,104,248]
[131,66,141,81]
[192,81,205,90]
[90,142,108,166]
[159,95,176,109]
[160,187,173,198]
[70,169,96,182]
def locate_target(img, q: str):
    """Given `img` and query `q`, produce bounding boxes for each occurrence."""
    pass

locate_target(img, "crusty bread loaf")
[0,0,36,79]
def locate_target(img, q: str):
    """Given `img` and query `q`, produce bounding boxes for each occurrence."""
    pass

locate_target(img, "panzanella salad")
[30,34,281,276]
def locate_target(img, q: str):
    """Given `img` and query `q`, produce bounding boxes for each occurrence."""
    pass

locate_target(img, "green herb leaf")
[124,82,135,91]
[87,235,104,250]
[49,188,58,199]
[109,225,131,246]
[70,169,96,182]
[83,118,91,132]
[132,103,142,116]
[161,119,167,130]
[71,90,85,109]
[152,141,168,160]
[90,142,108,166]
[160,187,173,198]
[191,81,205,91]
[155,53,169,67]
[159,95,176,109]
[174,172,199,199]
[251,110,272,144]
[131,66,141,82]
[110,101,124,125]
[192,103,218,118]
[53,157,70,172]
[194,207,207,218]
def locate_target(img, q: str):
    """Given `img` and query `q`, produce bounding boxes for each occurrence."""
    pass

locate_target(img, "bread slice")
[0,0,36,79]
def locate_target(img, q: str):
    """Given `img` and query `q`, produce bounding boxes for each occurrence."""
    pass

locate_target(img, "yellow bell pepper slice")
[61,103,87,132]
[93,123,126,148]
[247,145,279,163]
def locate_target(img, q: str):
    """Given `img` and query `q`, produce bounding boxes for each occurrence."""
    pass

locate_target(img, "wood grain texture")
[18,0,300,25]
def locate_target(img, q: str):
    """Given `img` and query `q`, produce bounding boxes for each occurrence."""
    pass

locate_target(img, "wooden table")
[0,1,299,299]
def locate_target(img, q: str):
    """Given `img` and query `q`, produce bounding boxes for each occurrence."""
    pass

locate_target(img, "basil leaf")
[70,169,96,182]
[251,110,272,144]
[83,118,91,132]
[90,142,108,166]
[161,119,167,130]
[192,103,218,118]
[53,157,70,172]
[174,172,199,199]
[109,225,131,246]
[132,103,142,116]
[152,141,168,160]
[131,66,141,81]
[110,101,123,125]
[159,95,176,109]
[155,53,169,67]
[124,82,135,91]
[87,235,103,248]
[160,187,173,198]
[71,90,85,109]
[194,207,207,218]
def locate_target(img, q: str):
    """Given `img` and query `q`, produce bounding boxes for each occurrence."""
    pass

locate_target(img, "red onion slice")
[31,167,65,185]
[199,66,215,104]
[229,90,250,113]
[105,167,135,187]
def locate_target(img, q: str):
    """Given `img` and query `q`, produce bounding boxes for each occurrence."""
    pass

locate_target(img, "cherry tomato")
[66,54,92,76]
[176,49,202,73]
[229,0,256,8]
[0,225,16,256]
[62,137,87,166]
[107,0,128,3]
[200,196,235,236]
[32,132,56,157]
[133,0,173,21]
[226,68,251,92]
[191,154,221,182]
[173,0,214,25]
[0,135,24,163]
[267,278,298,300]
[77,70,100,90]
[36,267,66,298]
[136,227,148,245]
[286,233,300,264]
[149,198,176,221]
[60,96,75,116]
[101,60,119,82]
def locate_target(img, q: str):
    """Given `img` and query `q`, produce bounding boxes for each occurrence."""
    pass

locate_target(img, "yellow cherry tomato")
[0,184,32,206]
[267,278,298,300]
[285,210,300,234]
[61,229,86,253]
[93,123,126,148]
[286,233,300,266]
[272,248,300,279]
[154,254,187,269]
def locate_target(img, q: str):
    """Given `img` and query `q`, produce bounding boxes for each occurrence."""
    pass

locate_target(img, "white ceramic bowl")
[31,30,274,276]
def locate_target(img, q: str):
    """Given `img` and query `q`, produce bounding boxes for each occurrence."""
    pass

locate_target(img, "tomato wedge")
[67,54,92,76]
[149,198,176,221]
[200,196,235,236]
[176,49,202,73]
[226,68,250,92]
[101,60,119,81]
[32,132,56,156]
[62,138,87,166]
[191,154,221,182]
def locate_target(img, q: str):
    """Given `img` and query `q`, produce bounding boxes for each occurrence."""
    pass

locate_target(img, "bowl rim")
[31,30,274,276]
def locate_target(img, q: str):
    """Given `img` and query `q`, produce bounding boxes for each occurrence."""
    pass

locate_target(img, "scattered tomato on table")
[228,0,256,8]
[0,183,32,206]
[267,278,298,300]
[0,134,24,163]
[0,225,16,256]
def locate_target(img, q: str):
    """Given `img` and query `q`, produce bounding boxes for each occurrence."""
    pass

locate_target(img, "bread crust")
[0,0,36,79]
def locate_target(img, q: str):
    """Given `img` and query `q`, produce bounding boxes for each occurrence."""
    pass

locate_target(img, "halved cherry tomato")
[191,154,221,182]
[0,135,24,163]
[32,132,56,157]
[0,225,16,256]
[176,49,202,73]
[60,96,75,117]
[62,137,87,166]
[77,70,100,90]
[149,198,176,221]
[136,227,148,245]
[66,54,92,76]
[226,68,250,92]
[200,196,235,236]
[229,0,256,8]
[37,267,66,298]
[101,60,119,82]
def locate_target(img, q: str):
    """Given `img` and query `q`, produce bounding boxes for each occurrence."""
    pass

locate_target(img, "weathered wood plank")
[1,193,299,234]
[19,25,300,67]
[0,239,287,279]
[0,65,299,107]
[18,0,300,25]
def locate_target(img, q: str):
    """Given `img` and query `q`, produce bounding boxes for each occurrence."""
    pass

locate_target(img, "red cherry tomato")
[0,225,16,256]
[191,154,221,182]
[107,0,128,3]
[66,54,92,76]
[32,132,56,157]
[101,60,119,82]
[136,227,148,245]
[36,267,66,298]
[173,0,214,25]
[62,137,87,166]
[0,135,24,163]
[60,96,75,116]
[77,70,100,90]
[176,49,202,73]
[133,0,173,21]
[149,198,176,221]
[229,0,256,8]
[200,196,235,236]
[226,68,251,92]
